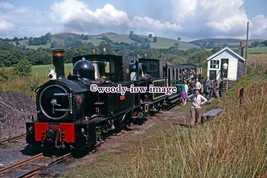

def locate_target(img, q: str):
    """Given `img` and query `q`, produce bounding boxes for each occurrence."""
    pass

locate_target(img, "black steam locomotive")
[26,49,200,150]
[26,50,179,148]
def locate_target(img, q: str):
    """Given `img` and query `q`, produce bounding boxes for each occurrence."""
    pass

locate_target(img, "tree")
[153,36,158,43]
[98,42,113,54]
[211,47,221,54]
[148,34,152,38]
[44,32,52,42]
[129,31,134,38]
[50,41,58,48]
[261,40,267,46]
[28,36,48,45]
[13,59,32,77]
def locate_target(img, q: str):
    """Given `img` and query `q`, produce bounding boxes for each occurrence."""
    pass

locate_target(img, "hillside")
[1,32,266,70]
[6,32,199,51]
[190,38,266,49]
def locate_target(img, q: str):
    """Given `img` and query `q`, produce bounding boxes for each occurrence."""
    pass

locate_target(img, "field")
[247,52,267,74]
[31,63,73,77]
[248,46,267,54]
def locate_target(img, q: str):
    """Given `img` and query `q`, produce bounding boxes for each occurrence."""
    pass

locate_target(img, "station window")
[210,60,220,69]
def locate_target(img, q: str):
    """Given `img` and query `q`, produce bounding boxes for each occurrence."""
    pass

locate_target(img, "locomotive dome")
[73,58,95,80]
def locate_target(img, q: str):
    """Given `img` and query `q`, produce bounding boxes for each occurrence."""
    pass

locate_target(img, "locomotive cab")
[129,59,150,81]
[91,61,111,83]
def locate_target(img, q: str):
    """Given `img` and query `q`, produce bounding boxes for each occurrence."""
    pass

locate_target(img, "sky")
[0,0,267,41]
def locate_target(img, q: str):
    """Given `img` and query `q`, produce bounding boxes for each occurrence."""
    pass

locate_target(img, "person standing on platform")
[177,81,187,106]
[195,78,202,94]
[188,88,207,127]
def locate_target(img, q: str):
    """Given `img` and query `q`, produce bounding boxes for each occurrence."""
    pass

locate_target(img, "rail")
[0,133,26,145]
[0,152,71,178]
[0,153,44,175]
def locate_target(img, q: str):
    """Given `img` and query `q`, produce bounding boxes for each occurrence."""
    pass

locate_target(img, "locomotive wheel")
[132,110,146,125]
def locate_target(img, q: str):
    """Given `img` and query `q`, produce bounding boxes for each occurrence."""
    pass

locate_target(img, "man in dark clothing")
[218,77,224,97]
[203,76,210,99]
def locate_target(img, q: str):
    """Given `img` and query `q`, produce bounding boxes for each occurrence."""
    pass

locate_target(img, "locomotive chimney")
[52,49,65,79]
[239,41,244,57]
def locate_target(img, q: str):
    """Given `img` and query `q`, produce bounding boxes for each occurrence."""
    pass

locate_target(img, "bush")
[0,68,10,82]
[13,59,32,78]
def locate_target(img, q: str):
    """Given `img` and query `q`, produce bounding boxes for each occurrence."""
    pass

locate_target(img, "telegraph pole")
[245,21,249,74]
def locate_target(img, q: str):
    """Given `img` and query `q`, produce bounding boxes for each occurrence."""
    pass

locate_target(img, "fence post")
[237,87,244,105]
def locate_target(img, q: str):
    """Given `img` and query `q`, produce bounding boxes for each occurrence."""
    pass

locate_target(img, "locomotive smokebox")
[52,49,65,79]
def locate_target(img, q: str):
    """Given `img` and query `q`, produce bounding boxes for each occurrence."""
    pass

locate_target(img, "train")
[26,49,201,151]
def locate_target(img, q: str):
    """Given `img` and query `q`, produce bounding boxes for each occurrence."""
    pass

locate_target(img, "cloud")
[0,0,266,40]
[251,15,267,38]
[132,16,181,36]
[0,3,53,38]
[50,1,131,34]
[0,2,15,10]
[0,19,14,31]
[170,0,249,39]
[50,0,181,36]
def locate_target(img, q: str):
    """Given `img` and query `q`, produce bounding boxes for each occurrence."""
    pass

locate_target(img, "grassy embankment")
[62,72,266,177]
[0,63,72,99]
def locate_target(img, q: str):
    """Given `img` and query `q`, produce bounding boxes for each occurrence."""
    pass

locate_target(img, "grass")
[248,46,267,54]
[62,72,267,177]
[0,63,73,99]
[0,76,47,99]
[150,38,199,50]
[247,54,267,67]
[130,74,267,177]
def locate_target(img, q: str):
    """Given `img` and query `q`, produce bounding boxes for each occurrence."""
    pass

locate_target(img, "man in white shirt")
[188,88,207,127]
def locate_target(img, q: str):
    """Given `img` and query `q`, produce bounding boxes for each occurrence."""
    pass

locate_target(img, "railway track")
[0,133,26,145]
[0,152,71,178]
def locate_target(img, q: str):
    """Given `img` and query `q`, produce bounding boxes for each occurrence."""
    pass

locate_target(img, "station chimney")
[239,41,244,57]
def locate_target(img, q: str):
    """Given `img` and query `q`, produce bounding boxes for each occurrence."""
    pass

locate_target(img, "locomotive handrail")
[69,92,73,114]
